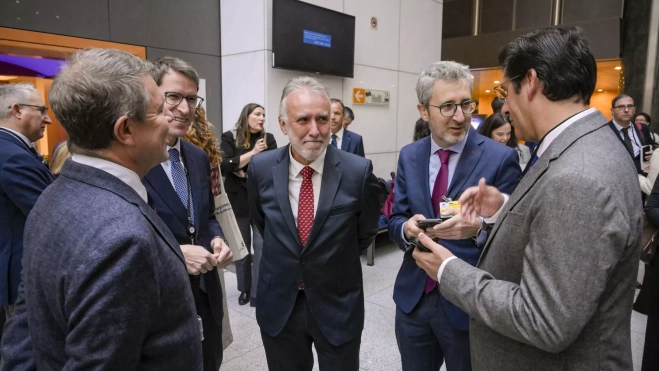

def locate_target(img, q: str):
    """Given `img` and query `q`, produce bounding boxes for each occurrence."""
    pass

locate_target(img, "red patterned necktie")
[425,149,454,294]
[297,166,315,247]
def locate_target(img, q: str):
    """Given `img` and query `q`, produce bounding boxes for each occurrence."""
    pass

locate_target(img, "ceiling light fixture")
[494,80,500,84]
[615,66,622,70]
[485,90,490,93]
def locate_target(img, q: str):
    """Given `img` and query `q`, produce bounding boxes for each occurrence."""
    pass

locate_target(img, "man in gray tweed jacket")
[413,27,642,370]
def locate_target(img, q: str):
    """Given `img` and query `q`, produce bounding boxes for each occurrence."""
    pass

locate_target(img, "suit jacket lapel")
[417,137,435,218]
[181,141,203,225]
[447,130,483,202]
[144,165,189,229]
[272,146,302,254]
[304,146,342,252]
[341,131,351,151]
[479,111,608,264]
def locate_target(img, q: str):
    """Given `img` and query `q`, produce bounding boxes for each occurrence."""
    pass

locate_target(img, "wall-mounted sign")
[353,87,389,106]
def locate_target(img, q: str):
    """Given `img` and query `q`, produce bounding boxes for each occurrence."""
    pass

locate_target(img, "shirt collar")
[166,137,182,153]
[611,119,630,131]
[0,127,32,148]
[430,131,469,155]
[537,108,596,158]
[289,145,326,177]
[71,154,148,203]
[332,127,345,140]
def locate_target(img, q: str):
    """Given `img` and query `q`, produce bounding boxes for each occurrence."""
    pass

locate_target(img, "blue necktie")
[331,134,337,148]
[169,148,206,292]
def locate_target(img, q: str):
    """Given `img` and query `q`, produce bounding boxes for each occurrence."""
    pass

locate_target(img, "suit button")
[301,259,306,265]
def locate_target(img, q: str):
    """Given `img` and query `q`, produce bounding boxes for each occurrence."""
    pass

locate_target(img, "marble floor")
[220,235,649,371]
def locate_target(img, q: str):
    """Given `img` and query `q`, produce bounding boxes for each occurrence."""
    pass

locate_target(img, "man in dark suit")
[0,83,54,325]
[329,98,365,157]
[388,61,520,371]
[343,106,354,128]
[2,48,203,370]
[144,57,232,371]
[607,94,652,173]
[248,76,381,370]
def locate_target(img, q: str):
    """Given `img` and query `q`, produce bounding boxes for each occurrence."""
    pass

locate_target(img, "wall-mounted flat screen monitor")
[272,0,355,78]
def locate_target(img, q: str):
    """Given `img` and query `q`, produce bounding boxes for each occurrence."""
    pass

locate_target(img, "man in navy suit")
[0,83,54,323]
[2,48,203,370]
[329,98,365,157]
[388,61,520,371]
[143,57,232,371]
[607,94,652,174]
[248,77,381,370]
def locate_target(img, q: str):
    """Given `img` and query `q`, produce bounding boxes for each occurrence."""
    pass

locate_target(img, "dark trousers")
[395,289,471,371]
[234,216,252,293]
[261,291,361,371]
[194,286,223,371]
[642,314,659,371]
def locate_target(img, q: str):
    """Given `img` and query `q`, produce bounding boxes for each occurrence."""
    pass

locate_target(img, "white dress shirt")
[72,154,148,203]
[288,146,326,226]
[612,118,641,157]
[438,108,597,283]
[160,138,186,187]
[331,127,344,150]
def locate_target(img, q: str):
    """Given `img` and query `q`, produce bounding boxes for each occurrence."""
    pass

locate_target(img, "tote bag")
[214,165,249,261]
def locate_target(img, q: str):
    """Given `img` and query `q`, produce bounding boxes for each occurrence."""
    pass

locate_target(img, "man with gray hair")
[247,76,381,370]
[1,48,203,370]
[388,61,520,371]
[0,83,54,327]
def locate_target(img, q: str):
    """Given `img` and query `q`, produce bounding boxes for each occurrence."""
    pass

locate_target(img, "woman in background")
[185,106,233,350]
[413,118,430,142]
[479,113,531,169]
[50,142,71,176]
[220,103,277,306]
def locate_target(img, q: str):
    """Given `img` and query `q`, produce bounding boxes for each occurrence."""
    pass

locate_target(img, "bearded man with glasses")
[388,61,521,371]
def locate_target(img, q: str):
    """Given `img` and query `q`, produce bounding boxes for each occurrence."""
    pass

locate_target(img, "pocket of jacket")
[327,202,358,217]
[505,211,524,226]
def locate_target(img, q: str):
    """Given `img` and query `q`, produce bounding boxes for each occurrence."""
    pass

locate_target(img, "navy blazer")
[0,130,54,306]
[143,140,224,326]
[607,120,650,174]
[388,130,521,331]
[248,145,381,346]
[1,160,202,370]
[341,129,365,157]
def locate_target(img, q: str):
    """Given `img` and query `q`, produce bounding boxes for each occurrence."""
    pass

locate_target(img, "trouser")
[234,216,252,293]
[642,314,659,371]
[0,305,15,369]
[250,227,263,297]
[194,287,223,371]
[261,291,361,371]
[395,289,472,371]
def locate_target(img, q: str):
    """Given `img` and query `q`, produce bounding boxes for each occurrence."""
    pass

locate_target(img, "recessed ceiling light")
[494,80,500,84]
[615,66,622,70]
[485,90,491,93]
[598,89,603,92]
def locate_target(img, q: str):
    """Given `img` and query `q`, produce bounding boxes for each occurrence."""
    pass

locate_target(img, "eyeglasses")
[613,104,635,111]
[429,100,477,117]
[11,104,49,116]
[493,74,523,101]
[164,92,204,109]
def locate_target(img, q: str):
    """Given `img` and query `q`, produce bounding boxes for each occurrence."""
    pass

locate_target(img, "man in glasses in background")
[607,94,653,174]
[0,84,54,336]
[388,61,520,371]
[144,57,232,371]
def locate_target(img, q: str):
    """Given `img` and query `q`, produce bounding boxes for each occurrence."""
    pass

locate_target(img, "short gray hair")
[49,48,152,151]
[150,57,200,90]
[0,83,39,119]
[416,61,473,109]
[279,76,330,123]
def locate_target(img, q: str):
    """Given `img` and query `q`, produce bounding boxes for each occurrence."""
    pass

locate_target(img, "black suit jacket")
[143,140,224,327]
[607,120,647,174]
[248,145,381,346]
[1,160,202,370]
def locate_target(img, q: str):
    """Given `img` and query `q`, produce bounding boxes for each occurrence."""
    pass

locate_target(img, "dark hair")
[612,94,632,108]
[491,97,504,114]
[330,98,344,112]
[498,27,597,105]
[150,57,200,91]
[234,103,264,149]
[413,118,431,141]
[635,112,651,123]
[343,106,354,120]
[479,113,517,148]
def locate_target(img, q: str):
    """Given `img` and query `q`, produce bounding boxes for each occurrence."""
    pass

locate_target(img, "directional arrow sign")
[353,88,365,104]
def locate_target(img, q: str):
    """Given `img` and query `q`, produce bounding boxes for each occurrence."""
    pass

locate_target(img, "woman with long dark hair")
[479,113,531,169]
[220,103,277,306]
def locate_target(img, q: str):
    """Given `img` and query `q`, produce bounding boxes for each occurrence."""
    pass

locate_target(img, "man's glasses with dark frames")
[9,104,49,116]
[164,92,205,109]
[429,100,478,117]
[613,104,635,111]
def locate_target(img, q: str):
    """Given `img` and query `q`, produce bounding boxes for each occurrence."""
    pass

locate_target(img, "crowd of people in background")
[0,25,657,371]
